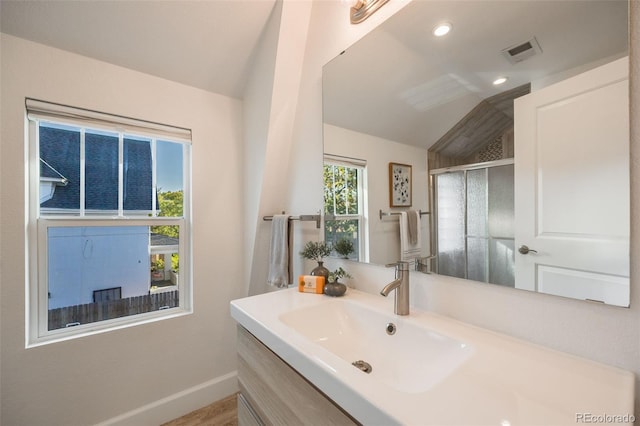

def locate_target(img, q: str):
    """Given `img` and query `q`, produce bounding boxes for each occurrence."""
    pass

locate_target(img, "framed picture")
[389,162,412,207]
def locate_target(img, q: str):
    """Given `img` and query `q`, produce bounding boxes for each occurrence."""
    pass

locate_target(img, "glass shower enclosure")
[430,160,515,286]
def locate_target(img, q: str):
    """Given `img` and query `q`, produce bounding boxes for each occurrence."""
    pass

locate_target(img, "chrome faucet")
[380,261,410,315]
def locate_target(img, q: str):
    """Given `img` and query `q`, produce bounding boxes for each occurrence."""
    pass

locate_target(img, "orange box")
[298,275,325,294]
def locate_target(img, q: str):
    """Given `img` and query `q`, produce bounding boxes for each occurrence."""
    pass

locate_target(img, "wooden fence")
[48,290,179,330]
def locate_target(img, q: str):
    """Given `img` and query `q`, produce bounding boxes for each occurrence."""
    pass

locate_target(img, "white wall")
[245,0,315,296]
[324,123,429,265]
[0,34,245,425]
[243,1,281,296]
[287,0,640,414]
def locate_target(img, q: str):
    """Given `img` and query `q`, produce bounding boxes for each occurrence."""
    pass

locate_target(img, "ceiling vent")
[501,37,542,64]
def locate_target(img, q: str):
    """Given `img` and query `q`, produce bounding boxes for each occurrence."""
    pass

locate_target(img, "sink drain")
[352,360,372,374]
[385,322,397,335]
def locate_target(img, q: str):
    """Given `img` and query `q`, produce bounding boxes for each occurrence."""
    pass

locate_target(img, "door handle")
[518,245,538,255]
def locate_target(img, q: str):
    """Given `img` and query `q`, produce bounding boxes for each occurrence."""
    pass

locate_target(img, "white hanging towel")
[399,211,421,261]
[267,215,289,288]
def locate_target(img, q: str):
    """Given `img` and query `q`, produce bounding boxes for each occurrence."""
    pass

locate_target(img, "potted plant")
[333,238,354,259]
[150,258,165,282]
[170,254,179,285]
[324,267,351,297]
[328,267,352,283]
[299,241,332,281]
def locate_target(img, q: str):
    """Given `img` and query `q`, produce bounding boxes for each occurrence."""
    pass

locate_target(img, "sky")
[156,140,184,192]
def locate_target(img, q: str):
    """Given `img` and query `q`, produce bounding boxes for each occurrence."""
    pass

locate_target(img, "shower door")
[432,161,514,286]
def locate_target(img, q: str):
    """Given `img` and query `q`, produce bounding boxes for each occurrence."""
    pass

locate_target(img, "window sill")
[26,307,192,348]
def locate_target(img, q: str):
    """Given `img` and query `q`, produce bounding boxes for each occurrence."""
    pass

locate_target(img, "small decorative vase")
[310,261,330,282]
[324,281,347,297]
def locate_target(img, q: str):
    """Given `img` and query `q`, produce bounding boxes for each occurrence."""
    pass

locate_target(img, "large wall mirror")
[322,0,630,307]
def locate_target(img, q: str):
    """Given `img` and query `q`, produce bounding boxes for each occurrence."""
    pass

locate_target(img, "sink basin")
[230,288,635,425]
[279,299,473,393]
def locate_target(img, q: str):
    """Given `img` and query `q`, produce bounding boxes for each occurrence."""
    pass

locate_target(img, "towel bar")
[263,214,322,229]
[379,209,430,220]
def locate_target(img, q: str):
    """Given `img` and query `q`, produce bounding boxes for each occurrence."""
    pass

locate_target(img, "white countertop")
[230,288,635,425]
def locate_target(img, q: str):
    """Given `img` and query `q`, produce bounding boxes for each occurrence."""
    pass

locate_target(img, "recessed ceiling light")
[493,76,508,85]
[433,22,452,37]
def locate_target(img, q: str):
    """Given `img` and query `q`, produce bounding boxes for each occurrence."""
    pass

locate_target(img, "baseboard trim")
[95,371,238,426]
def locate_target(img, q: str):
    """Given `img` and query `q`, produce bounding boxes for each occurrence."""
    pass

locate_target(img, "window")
[323,155,367,261]
[27,99,191,345]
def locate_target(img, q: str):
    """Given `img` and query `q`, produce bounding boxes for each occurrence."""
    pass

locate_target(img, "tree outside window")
[324,162,364,261]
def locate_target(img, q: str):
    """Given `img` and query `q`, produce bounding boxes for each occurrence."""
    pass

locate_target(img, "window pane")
[124,137,153,211]
[47,226,179,331]
[325,219,359,260]
[324,161,364,262]
[323,164,336,214]
[346,167,359,215]
[324,164,360,215]
[39,123,81,211]
[150,226,180,290]
[334,166,358,214]
[85,131,119,211]
[156,140,183,192]
[156,141,184,217]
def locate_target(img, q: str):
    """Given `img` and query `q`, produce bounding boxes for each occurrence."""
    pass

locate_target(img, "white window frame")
[26,99,193,346]
[323,154,368,262]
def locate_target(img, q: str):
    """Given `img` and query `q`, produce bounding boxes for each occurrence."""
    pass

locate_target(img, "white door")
[514,57,629,307]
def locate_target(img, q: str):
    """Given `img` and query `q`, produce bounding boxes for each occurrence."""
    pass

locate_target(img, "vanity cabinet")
[236,326,358,426]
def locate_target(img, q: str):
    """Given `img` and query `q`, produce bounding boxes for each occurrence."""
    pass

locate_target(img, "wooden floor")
[161,393,238,426]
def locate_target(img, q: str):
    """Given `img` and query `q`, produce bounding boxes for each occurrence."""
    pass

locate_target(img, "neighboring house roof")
[40,159,69,204]
[150,233,179,247]
[150,233,179,255]
[39,125,153,210]
[40,158,69,182]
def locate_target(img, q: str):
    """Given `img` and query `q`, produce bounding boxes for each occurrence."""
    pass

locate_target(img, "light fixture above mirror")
[350,0,390,24]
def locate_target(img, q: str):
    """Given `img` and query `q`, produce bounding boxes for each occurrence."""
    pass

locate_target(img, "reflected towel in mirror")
[407,210,419,244]
[267,215,289,288]
[400,211,421,261]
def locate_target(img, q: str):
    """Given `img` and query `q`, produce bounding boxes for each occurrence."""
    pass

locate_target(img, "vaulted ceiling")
[0,0,277,99]
[1,0,629,149]
[323,0,628,149]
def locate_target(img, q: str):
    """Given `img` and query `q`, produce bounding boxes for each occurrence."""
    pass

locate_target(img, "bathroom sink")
[231,288,635,425]
[279,299,473,393]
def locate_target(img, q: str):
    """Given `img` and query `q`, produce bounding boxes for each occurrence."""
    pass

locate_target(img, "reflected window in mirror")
[324,155,367,262]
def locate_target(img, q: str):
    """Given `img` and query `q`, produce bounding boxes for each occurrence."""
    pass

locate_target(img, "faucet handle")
[385,261,410,270]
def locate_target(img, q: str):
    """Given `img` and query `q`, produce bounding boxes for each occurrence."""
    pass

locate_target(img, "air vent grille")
[502,37,542,64]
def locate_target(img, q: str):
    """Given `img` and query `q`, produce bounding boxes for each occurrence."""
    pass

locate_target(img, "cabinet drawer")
[237,326,358,426]
[238,392,263,426]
